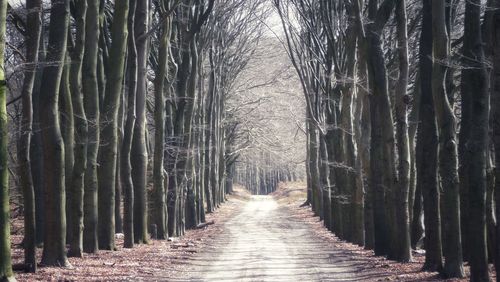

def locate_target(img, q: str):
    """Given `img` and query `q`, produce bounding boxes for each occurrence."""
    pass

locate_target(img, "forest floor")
[10,183,494,281]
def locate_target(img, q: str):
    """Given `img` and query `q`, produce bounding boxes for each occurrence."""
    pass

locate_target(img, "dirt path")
[167,195,374,281]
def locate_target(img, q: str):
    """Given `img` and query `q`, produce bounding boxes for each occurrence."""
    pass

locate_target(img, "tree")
[0,0,14,277]
[39,0,70,267]
[18,0,42,272]
[417,0,443,272]
[394,0,411,262]
[152,0,176,240]
[67,0,88,258]
[462,0,490,280]
[97,0,129,250]
[131,0,149,245]
[122,0,137,248]
[431,0,464,277]
[82,0,100,254]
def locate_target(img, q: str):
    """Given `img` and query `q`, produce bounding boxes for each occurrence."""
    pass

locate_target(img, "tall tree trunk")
[394,0,411,262]
[491,1,500,279]
[39,0,70,267]
[363,0,397,257]
[131,0,149,244]
[462,0,490,280]
[431,0,464,277]
[60,56,74,230]
[0,0,14,277]
[18,0,42,272]
[153,3,172,239]
[67,0,88,258]
[121,0,137,248]
[82,0,100,254]
[417,0,443,271]
[97,0,129,251]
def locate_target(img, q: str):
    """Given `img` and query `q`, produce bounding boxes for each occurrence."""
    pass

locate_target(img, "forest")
[0,0,499,281]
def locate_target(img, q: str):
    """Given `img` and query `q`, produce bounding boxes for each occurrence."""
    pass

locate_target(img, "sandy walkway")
[168,195,368,281]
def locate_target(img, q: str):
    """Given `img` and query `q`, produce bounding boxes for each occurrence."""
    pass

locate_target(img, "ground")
[10,183,493,281]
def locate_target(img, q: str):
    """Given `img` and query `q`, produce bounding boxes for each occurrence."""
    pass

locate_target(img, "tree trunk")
[0,0,14,277]
[431,0,464,277]
[67,0,88,258]
[39,0,70,267]
[394,0,411,262]
[363,0,397,256]
[82,0,100,254]
[18,0,42,272]
[121,0,137,248]
[153,3,172,239]
[131,0,149,244]
[97,0,129,250]
[417,0,443,271]
[491,1,500,280]
[462,0,490,280]
[308,120,321,216]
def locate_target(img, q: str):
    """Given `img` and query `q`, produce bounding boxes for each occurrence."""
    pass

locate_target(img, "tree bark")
[0,0,14,277]
[394,0,411,262]
[462,0,490,280]
[67,0,88,258]
[121,0,137,248]
[431,0,464,277]
[97,0,129,250]
[131,0,149,244]
[39,0,70,267]
[18,0,42,272]
[82,0,100,254]
[153,1,172,240]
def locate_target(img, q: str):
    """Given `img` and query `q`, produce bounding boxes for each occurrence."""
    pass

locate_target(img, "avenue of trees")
[1,0,500,281]
[273,0,500,281]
